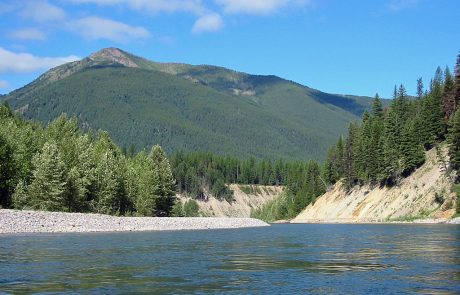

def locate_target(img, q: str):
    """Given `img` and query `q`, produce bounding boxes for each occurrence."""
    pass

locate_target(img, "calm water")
[1,224,460,294]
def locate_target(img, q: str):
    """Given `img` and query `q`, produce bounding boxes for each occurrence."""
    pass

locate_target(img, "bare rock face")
[16,48,139,95]
[89,47,139,68]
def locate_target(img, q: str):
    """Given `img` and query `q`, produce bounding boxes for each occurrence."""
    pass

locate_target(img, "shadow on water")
[1,224,460,294]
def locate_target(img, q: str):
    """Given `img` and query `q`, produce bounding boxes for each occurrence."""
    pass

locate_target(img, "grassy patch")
[453,184,460,214]
[240,185,261,195]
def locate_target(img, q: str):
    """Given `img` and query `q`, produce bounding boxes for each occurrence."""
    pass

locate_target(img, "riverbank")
[0,209,269,234]
[289,217,460,224]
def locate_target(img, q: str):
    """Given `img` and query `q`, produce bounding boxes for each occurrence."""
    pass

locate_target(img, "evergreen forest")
[253,53,460,221]
[1,53,460,220]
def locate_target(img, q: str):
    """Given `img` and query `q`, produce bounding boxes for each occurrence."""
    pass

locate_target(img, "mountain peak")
[89,47,139,68]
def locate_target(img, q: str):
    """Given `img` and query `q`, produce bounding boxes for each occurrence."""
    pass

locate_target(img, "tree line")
[1,53,459,219]
[170,152,304,201]
[0,109,175,216]
[253,52,460,221]
[324,54,460,189]
[0,104,322,216]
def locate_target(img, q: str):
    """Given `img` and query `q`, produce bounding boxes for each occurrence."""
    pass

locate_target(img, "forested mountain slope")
[3,48,377,161]
[253,53,460,222]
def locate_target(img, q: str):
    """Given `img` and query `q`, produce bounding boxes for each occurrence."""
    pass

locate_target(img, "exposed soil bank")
[288,217,460,224]
[0,209,269,234]
[177,184,282,217]
[292,148,458,224]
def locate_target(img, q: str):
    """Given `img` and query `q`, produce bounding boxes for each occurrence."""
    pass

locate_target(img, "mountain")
[3,48,378,161]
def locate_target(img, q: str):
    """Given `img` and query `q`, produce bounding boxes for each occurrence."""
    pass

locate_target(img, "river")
[1,224,460,294]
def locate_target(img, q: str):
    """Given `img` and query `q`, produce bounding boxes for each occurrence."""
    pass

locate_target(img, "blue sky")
[0,0,459,97]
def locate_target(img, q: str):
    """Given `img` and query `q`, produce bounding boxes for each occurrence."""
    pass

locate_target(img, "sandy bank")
[289,217,460,224]
[177,184,282,218]
[0,209,269,234]
[292,148,458,223]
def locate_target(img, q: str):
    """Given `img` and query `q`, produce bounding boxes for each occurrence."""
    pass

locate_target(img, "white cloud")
[10,28,47,41]
[70,17,150,42]
[0,81,9,89]
[214,0,310,15]
[67,0,205,14]
[21,0,66,22]
[0,47,80,73]
[192,13,223,33]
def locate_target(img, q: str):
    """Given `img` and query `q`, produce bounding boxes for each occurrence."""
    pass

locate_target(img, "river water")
[1,224,460,294]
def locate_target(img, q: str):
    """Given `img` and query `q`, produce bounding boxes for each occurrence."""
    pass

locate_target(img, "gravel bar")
[0,209,269,234]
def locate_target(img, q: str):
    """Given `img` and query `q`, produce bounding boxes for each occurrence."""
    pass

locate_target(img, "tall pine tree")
[26,141,68,211]
[150,145,176,216]
[0,134,15,208]
[448,108,460,178]
[443,67,456,124]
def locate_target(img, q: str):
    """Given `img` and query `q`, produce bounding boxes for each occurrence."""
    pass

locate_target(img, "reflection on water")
[1,224,460,294]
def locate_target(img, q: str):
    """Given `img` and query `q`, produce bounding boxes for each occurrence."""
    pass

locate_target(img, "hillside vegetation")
[254,53,460,222]
[291,147,456,223]
[3,48,377,161]
[177,184,282,218]
[0,104,322,218]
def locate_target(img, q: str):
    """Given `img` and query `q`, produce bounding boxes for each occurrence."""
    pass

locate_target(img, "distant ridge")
[3,48,380,160]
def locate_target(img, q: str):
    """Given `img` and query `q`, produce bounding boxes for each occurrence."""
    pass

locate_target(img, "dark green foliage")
[17,141,68,211]
[251,161,325,222]
[323,60,460,189]
[443,67,456,123]
[0,133,15,208]
[170,151,287,201]
[400,119,425,174]
[171,199,200,217]
[449,108,460,176]
[150,145,176,216]
[453,184,460,213]
[1,108,176,216]
[250,191,297,222]
[3,49,381,161]
[255,55,458,222]
[454,53,460,109]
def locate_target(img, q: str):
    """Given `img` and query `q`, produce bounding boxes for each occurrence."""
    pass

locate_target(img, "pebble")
[0,209,269,234]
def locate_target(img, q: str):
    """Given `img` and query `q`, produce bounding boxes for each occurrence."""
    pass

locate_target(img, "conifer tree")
[383,107,401,183]
[150,145,176,215]
[94,151,124,214]
[449,108,460,177]
[372,94,384,118]
[420,78,445,147]
[416,78,424,100]
[343,123,358,188]
[66,135,96,212]
[443,67,456,123]
[369,95,385,182]
[0,134,15,208]
[323,146,337,184]
[11,180,28,209]
[335,137,345,180]
[400,119,425,174]
[356,114,370,182]
[132,151,158,216]
[26,141,68,211]
[454,52,460,109]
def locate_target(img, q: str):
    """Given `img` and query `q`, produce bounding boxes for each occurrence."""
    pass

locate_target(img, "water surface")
[1,224,460,294]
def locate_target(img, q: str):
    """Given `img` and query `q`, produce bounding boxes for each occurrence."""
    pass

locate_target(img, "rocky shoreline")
[0,209,269,234]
